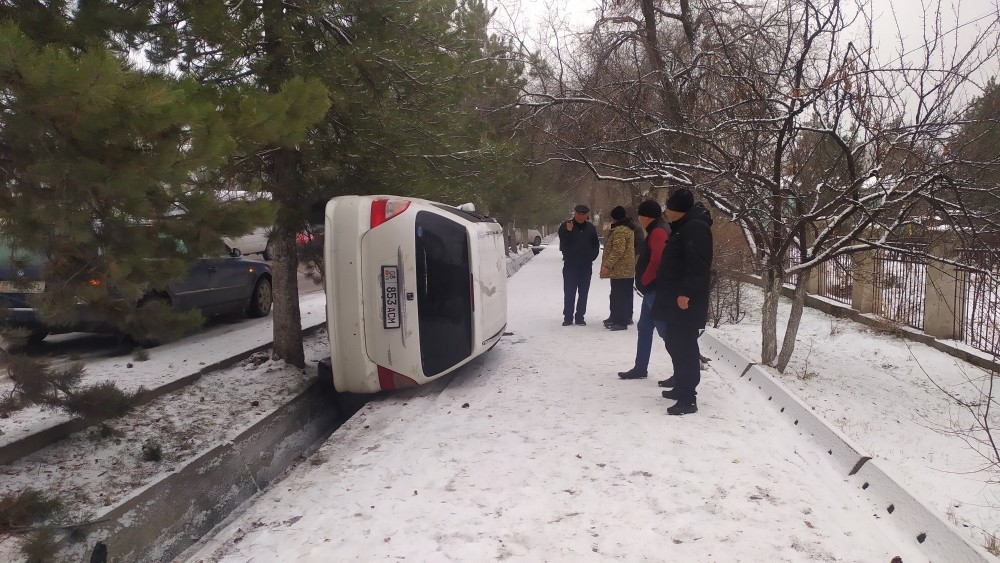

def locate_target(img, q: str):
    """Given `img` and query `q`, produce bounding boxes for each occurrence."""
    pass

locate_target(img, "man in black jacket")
[558,204,600,326]
[653,188,713,415]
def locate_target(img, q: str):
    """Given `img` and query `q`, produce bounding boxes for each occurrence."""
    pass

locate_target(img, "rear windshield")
[414,211,472,376]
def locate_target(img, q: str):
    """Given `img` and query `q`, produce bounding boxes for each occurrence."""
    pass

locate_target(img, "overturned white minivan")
[323,195,508,393]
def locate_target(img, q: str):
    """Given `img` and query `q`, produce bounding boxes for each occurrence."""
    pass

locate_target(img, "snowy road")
[184,245,922,562]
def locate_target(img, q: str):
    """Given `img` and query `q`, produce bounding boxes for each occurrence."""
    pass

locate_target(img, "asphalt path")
[0,262,324,371]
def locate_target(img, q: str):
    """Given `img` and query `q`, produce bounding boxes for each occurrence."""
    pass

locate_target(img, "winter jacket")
[558,219,600,264]
[635,217,669,295]
[652,202,714,328]
[601,222,636,279]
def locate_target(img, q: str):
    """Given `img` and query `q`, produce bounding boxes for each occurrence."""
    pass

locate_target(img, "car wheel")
[262,242,273,261]
[247,278,273,318]
[533,236,541,246]
[26,329,49,346]
[130,294,172,347]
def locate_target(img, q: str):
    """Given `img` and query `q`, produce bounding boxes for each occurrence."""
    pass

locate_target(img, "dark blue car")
[0,239,273,344]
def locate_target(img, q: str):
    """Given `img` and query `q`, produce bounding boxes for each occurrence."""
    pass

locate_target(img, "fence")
[816,254,853,306]
[872,245,927,331]
[799,239,1000,358]
[956,249,1000,356]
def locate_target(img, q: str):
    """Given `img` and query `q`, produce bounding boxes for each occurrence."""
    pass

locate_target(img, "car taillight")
[370,198,411,228]
[377,365,418,390]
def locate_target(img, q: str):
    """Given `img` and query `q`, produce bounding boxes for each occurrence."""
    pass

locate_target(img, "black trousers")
[609,278,634,324]
[663,310,701,403]
[563,262,592,322]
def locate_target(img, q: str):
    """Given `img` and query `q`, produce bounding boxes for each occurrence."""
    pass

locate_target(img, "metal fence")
[956,249,1000,356]
[872,245,927,330]
[816,254,854,305]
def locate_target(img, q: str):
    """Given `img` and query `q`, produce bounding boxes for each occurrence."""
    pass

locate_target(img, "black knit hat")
[637,199,662,218]
[610,205,627,220]
[666,188,694,213]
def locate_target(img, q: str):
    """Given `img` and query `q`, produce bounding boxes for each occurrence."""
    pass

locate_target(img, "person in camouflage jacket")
[599,206,637,330]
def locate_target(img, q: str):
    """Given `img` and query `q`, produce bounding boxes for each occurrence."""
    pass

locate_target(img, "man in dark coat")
[558,204,600,326]
[653,188,713,415]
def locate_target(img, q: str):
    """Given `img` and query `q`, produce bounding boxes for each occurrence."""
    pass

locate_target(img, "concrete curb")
[0,321,327,466]
[701,331,993,562]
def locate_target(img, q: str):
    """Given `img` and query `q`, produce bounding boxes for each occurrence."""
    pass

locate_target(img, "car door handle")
[207,267,217,273]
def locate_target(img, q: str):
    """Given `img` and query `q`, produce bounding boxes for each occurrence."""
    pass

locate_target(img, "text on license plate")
[381,265,400,329]
[0,280,45,293]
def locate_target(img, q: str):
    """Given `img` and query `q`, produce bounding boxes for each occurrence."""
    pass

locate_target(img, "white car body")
[324,195,508,393]
[223,226,272,260]
[527,228,542,246]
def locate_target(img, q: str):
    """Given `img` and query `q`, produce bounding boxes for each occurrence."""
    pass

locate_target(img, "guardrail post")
[923,235,960,340]
[850,250,876,313]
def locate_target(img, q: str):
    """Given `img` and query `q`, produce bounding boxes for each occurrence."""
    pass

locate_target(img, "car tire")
[247,278,273,318]
[26,329,49,346]
[533,236,541,246]
[262,242,273,261]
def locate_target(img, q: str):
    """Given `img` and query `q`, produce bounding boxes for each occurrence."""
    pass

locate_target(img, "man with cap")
[558,204,601,326]
[599,205,636,330]
[653,188,714,415]
[617,199,670,379]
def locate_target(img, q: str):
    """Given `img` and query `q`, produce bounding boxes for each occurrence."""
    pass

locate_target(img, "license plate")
[0,280,45,293]
[381,265,400,329]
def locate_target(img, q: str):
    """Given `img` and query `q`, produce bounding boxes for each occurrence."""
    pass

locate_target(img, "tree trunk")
[775,269,809,373]
[269,148,306,368]
[760,267,780,365]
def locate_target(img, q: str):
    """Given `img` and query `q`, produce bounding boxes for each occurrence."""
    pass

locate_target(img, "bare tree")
[521,0,1000,371]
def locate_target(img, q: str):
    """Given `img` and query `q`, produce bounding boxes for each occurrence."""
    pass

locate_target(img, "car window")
[414,211,473,376]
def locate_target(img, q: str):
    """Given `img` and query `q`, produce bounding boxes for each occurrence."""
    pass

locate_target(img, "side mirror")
[229,247,242,257]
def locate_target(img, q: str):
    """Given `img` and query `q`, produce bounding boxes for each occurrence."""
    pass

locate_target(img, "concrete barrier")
[701,331,993,562]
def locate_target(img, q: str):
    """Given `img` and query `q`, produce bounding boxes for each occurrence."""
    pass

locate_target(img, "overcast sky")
[494,0,1000,99]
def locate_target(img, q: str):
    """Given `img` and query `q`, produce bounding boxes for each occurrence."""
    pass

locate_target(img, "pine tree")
[140,0,531,366]
[0,20,274,343]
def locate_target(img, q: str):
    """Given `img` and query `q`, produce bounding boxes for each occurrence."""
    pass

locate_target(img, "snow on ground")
[713,287,1000,551]
[181,244,996,562]
[1,241,996,562]
[0,292,327,449]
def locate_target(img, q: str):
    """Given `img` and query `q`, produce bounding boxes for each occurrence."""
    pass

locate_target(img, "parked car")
[322,195,508,393]
[0,239,273,345]
[528,228,542,246]
[224,226,273,261]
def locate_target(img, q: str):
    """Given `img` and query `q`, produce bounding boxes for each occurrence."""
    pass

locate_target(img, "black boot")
[602,317,613,328]
[608,323,627,331]
[657,375,677,388]
[618,368,647,379]
[667,399,697,415]
[562,319,573,326]
[661,388,680,400]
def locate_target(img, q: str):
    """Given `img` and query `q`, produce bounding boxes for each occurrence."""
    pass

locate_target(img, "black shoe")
[608,323,627,331]
[667,400,697,415]
[562,319,573,326]
[618,368,647,379]
[575,319,586,326]
[661,388,680,400]
[602,317,613,327]
[626,319,634,326]
[657,376,677,388]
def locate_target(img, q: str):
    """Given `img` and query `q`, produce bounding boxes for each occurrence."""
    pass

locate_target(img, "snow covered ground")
[179,244,998,562]
[1,241,996,562]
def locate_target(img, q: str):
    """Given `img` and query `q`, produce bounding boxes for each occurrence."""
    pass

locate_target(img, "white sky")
[498,0,1000,98]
